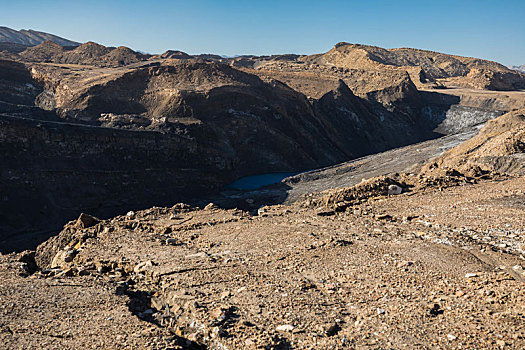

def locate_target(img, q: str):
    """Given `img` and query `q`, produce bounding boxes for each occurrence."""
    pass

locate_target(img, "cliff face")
[0,115,229,242]
[313,79,433,158]
[0,60,42,105]
[43,61,349,168]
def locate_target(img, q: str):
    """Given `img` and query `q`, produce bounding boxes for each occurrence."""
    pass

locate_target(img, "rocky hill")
[0,26,79,46]
[155,50,193,59]
[29,59,435,162]
[53,41,113,64]
[18,40,67,62]
[12,40,150,67]
[5,38,525,91]
[299,43,525,91]
[0,57,444,238]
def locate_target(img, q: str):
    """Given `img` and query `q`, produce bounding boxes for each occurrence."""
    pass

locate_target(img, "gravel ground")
[2,176,524,349]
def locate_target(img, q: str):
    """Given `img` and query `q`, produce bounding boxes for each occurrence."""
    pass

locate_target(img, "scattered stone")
[63,249,77,263]
[333,239,353,247]
[166,238,179,245]
[220,291,231,299]
[134,260,154,273]
[317,208,335,216]
[388,184,403,195]
[397,260,414,268]
[402,215,419,222]
[51,249,78,269]
[17,250,38,274]
[204,203,218,210]
[209,306,232,326]
[377,308,386,315]
[185,252,208,259]
[325,322,341,336]
[55,268,75,278]
[76,213,99,228]
[211,326,227,338]
[375,213,393,220]
[276,324,294,332]
[428,303,443,316]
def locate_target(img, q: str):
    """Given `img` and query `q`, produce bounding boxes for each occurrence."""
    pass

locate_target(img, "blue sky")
[1,0,523,65]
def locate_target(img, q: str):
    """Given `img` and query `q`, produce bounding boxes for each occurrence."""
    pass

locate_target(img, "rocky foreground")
[1,112,524,349]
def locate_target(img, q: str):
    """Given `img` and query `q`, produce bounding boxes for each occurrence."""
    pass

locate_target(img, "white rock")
[388,185,403,195]
[276,324,294,332]
[447,334,457,341]
[465,273,478,278]
[377,308,386,315]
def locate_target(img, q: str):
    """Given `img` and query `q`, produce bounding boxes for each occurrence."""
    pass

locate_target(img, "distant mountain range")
[511,65,525,73]
[0,26,79,47]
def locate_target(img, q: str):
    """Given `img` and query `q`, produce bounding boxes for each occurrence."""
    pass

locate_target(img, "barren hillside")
[0,26,79,47]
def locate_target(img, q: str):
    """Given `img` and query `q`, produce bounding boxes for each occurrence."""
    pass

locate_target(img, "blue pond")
[224,172,298,190]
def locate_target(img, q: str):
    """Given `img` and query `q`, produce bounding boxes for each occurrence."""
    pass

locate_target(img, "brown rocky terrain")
[1,30,525,348]
[301,43,525,91]
[155,50,193,60]
[13,41,149,67]
[0,36,524,256]
[18,40,68,63]
[1,111,524,348]
[1,54,447,241]
[53,41,113,64]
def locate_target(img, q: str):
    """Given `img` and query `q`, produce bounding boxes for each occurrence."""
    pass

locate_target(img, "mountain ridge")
[0,26,79,47]
[511,64,525,73]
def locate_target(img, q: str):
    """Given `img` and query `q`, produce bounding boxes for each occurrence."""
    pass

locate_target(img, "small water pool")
[224,172,298,190]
